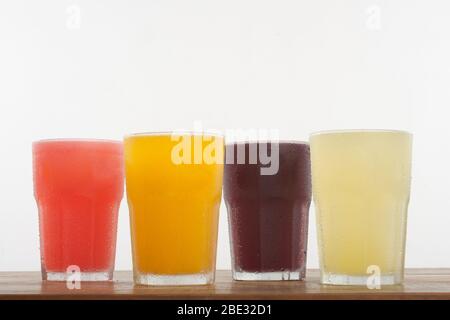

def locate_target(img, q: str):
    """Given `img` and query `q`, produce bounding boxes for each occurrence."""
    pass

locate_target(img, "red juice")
[224,142,311,281]
[33,139,124,281]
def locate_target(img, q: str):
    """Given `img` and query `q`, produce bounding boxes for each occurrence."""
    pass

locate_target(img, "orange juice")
[124,133,224,285]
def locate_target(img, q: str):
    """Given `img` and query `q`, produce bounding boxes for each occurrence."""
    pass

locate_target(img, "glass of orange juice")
[124,132,224,286]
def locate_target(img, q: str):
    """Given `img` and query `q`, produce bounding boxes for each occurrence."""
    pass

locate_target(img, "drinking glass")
[224,142,311,281]
[310,130,412,285]
[33,139,124,281]
[124,132,224,285]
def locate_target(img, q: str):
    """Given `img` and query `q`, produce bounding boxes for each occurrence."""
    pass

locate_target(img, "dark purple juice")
[224,142,311,280]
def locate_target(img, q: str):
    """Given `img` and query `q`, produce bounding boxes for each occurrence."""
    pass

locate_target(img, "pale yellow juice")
[124,133,224,285]
[310,130,412,285]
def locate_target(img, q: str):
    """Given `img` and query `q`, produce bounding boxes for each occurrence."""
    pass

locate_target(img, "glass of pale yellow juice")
[310,130,412,286]
[124,132,224,285]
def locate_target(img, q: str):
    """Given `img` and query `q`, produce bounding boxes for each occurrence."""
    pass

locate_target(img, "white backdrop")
[0,0,449,271]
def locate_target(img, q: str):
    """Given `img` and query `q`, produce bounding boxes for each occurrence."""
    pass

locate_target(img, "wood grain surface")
[1,269,450,300]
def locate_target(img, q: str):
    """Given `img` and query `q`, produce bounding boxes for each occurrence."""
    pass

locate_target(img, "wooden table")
[0,269,450,300]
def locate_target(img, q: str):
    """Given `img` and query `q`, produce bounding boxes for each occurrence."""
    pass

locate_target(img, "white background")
[0,0,449,271]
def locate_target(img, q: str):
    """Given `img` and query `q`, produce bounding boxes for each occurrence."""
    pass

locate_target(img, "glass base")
[321,272,402,286]
[44,271,112,282]
[233,270,304,281]
[134,272,214,286]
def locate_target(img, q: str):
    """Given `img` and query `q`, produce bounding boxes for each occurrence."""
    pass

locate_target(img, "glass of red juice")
[33,139,124,281]
[224,142,311,281]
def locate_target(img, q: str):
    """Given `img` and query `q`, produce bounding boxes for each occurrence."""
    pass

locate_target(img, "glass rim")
[33,138,122,145]
[125,131,225,138]
[310,129,412,137]
[226,140,309,145]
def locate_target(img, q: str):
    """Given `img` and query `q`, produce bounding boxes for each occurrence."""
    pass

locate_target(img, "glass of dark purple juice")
[224,141,311,281]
